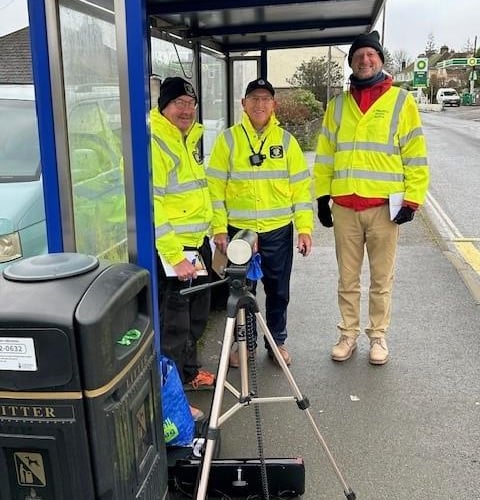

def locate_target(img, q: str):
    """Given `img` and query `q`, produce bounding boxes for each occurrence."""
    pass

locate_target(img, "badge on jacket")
[270,145,284,158]
[192,145,203,164]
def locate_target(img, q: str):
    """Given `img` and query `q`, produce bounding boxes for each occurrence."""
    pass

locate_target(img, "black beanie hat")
[245,78,275,97]
[158,77,197,112]
[348,30,385,67]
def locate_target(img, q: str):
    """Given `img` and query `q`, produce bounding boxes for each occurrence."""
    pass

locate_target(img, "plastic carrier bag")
[159,355,194,447]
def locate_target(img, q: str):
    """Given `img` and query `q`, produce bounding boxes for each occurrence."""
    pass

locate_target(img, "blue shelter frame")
[26,0,384,354]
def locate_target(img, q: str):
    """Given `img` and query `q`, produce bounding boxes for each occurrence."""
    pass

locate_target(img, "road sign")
[467,57,477,67]
[413,72,427,87]
[414,58,429,72]
[469,70,477,81]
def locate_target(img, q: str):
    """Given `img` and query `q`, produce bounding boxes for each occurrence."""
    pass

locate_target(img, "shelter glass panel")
[58,0,128,262]
[201,51,227,156]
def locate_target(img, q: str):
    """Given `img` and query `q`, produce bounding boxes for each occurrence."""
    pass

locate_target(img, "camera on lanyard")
[249,153,266,167]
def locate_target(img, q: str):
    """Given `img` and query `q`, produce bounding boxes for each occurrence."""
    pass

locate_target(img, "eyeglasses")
[246,96,274,103]
[172,98,198,110]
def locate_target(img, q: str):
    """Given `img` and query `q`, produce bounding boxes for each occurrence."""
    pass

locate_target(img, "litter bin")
[0,253,168,500]
[462,92,473,105]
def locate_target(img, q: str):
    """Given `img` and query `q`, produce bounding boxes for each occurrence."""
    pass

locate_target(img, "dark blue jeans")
[229,223,293,348]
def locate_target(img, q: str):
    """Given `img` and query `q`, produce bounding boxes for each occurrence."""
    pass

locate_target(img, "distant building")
[0,27,32,84]
[394,45,473,91]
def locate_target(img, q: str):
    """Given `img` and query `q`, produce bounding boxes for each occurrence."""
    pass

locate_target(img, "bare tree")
[382,47,396,75]
[392,49,413,74]
[425,33,437,56]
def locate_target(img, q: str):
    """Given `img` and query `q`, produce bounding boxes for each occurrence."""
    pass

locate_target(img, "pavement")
[178,110,480,500]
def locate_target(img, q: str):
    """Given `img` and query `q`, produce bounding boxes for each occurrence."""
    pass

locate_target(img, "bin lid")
[2,252,99,282]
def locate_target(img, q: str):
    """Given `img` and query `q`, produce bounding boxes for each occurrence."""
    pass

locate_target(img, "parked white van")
[436,88,460,107]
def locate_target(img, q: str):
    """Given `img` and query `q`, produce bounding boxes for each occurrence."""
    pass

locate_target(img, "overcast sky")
[1,0,478,58]
[378,0,479,58]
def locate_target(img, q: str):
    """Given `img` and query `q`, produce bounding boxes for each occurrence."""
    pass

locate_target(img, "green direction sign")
[413,71,428,87]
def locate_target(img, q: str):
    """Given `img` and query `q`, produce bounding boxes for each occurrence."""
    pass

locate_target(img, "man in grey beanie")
[314,31,429,365]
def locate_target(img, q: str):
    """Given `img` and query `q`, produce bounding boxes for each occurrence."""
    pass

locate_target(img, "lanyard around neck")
[241,124,267,156]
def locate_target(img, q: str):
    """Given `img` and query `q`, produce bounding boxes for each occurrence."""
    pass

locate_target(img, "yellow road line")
[455,242,480,273]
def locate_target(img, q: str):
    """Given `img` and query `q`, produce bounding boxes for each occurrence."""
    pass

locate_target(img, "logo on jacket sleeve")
[269,145,284,158]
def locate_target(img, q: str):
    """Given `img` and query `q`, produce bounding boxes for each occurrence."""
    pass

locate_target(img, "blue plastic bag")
[247,252,263,280]
[159,355,194,447]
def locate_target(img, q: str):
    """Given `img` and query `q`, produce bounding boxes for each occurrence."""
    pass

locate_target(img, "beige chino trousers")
[331,203,399,339]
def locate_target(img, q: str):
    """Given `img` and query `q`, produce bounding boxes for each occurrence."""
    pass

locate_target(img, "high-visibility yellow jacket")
[150,108,212,266]
[314,87,429,205]
[207,112,313,235]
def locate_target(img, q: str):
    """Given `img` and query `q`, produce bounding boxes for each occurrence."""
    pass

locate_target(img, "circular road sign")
[416,59,427,70]
[467,57,477,67]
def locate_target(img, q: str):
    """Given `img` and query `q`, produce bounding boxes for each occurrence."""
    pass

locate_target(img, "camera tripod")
[183,261,356,500]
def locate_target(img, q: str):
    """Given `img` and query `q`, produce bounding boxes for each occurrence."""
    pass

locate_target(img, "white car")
[436,88,460,107]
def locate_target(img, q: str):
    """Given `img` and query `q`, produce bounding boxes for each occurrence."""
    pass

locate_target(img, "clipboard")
[159,250,208,277]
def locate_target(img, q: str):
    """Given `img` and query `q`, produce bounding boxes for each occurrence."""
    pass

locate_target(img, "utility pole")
[381,1,387,45]
[470,35,477,96]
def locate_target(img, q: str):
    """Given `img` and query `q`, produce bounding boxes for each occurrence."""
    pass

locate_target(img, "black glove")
[393,206,415,225]
[317,196,333,227]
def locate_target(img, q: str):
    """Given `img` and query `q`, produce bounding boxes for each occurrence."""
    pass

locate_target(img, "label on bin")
[0,337,37,371]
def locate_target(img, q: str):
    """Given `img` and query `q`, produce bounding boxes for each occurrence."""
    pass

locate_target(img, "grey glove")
[393,206,415,225]
[317,196,333,227]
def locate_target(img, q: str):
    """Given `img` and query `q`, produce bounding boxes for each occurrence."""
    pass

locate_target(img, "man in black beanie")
[151,76,214,421]
[313,31,429,365]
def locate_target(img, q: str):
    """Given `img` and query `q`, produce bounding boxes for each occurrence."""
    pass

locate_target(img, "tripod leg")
[255,311,356,499]
[195,316,236,500]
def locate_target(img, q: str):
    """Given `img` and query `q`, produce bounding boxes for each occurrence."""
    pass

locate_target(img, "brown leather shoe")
[268,345,292,366]
[331,335,357,362]
[369,338,389,365]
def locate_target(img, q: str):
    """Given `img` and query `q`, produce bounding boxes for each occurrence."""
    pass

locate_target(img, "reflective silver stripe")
[155,223,173,238]
[337,142,400,155]
[294,202,313,211]
[390,89,407,143]
[166,178,207,194]
[230,170,289,180]
[212,200,225,209]
[333,94,343,128]
[315,154,333,164]
[403,157,428,166]
[399,126,424,148]
[282,130,292,150]
[153,186,166,196]
[320,126,336,143]
[224,128,234,175]
[290,170,310,183]
[334,169,404,182]
[207,167,228,180]
[229,207,292,218]
[172,222,211,234]
[152,134,180,174]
